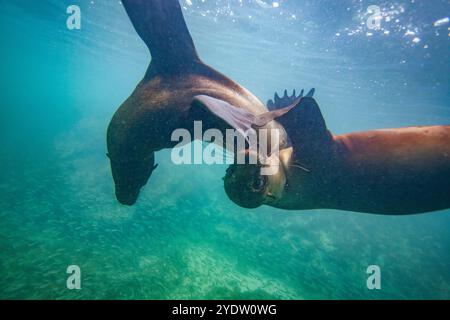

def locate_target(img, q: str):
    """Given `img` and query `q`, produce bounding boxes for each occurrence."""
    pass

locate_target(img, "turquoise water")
[1,0,449,299]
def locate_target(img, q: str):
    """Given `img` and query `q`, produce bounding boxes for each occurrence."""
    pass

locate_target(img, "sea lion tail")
[122,0,200,74]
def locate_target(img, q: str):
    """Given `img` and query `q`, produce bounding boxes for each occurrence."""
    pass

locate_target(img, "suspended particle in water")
[433,17,449,27]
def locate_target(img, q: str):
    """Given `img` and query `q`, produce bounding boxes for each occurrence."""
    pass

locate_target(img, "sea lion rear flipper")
[258,94,333,159]
[122,0,200,74]
[267,88,314,110]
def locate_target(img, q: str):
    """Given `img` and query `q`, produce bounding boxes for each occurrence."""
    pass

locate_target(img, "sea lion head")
[224,150,287,208]
[107,152,157,206]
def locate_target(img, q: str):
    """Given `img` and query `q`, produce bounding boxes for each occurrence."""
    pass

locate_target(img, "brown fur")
[273,126,450,214]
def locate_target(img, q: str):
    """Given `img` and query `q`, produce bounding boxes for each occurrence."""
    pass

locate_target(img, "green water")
[0,0,449,299]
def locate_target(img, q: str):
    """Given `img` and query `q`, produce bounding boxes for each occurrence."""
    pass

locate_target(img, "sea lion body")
[107,0,285,205]
[109,65,268,152]
[224,96,450,215]
[278,126,450,214]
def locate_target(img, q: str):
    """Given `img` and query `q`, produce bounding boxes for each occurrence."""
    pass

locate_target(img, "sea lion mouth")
[115,184,141,206]
[266,193,277,200]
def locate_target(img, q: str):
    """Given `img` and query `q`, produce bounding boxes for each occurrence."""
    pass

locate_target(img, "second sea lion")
[222,93,450,215]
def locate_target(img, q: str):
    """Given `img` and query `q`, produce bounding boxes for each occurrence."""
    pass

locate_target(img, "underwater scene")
[0,0,449,300]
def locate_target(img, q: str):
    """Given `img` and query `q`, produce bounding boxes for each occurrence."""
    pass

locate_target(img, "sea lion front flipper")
[190,95,257,140]
[107,149,158,206]
[190,94,331,161]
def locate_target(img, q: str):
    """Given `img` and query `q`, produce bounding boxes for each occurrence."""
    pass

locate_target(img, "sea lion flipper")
[191,94,330,154]
[122,0,199,74]
[306,88,315,97]
[257,96,332,158]
[266,88,313,110]
[190,95,256,138]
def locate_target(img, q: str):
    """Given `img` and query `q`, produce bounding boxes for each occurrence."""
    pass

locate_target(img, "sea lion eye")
[251,175,267,192]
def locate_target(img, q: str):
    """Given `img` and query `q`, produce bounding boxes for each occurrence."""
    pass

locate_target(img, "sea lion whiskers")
[289,164,310,173]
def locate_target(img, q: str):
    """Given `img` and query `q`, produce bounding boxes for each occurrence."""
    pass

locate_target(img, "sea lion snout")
[107,153,157,206]
[115,184,141,206]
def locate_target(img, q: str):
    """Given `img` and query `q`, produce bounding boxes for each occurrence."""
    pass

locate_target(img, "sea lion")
[222,92,450,215]
[107,0,289,205]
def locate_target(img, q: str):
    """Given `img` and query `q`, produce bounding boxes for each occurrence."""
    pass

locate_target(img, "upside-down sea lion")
[107,0,289,205]
[222,93,450,215]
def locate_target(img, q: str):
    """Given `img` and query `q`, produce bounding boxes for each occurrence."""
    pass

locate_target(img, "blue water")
[0,0,449,299]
